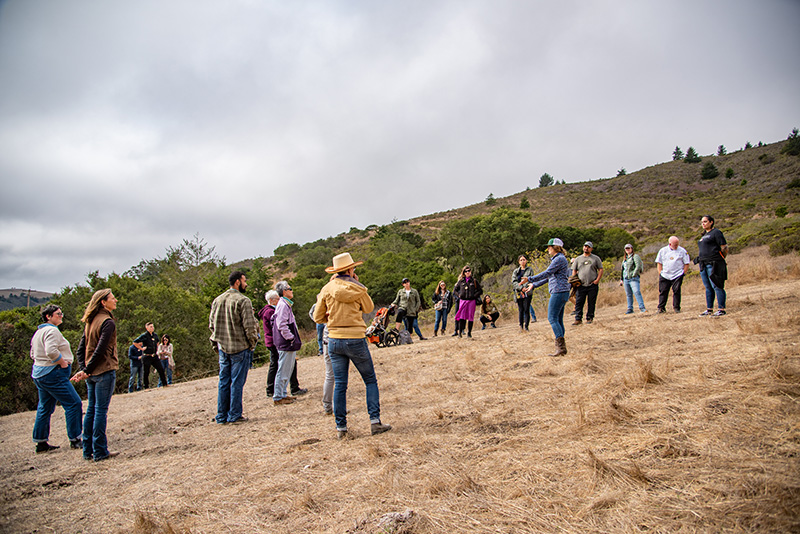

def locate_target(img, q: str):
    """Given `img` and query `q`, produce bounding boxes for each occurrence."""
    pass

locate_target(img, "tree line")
[0,213,634,415]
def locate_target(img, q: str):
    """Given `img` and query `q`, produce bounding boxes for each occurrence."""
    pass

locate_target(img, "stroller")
[366,306,399,347]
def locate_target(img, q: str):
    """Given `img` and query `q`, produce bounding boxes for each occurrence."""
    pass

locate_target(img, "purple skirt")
[455,299,477,321]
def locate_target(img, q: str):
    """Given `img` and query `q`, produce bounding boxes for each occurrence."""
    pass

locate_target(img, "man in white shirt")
[655,236,691,313]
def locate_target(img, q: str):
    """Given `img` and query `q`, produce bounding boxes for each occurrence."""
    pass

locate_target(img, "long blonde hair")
[81,288,113,324]
[458,265,472,281]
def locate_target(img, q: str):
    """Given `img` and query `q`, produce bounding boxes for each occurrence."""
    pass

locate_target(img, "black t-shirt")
[135,331,159,355]
[698,228,727,261]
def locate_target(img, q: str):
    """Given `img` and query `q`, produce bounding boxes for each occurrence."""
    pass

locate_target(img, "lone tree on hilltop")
[539,173,554,188]
[617,168,627,177]
[701,162,720,180]
[745,141,753,149]
[672,146,684,161]
[781,127,800,156]
[717,145,727,156]
[485,193,497,206]
[684,147,702,163]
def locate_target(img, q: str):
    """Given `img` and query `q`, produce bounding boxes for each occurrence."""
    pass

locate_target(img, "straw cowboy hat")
[325,252,364,273]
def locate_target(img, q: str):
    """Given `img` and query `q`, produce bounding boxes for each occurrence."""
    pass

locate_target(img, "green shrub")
[717,145,727,156]
[672,146,684,161]
[701,162,720,180]
[781,128,800,156]
[776,206,788,218]
[741,179,748,186]
[788,177,800,189]
[684,147,702,163]
[725,168,734,179]
[520,197,530,209]
[485,193,497,206]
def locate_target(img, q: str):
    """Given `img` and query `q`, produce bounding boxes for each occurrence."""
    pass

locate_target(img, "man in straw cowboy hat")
[313,252,392,440]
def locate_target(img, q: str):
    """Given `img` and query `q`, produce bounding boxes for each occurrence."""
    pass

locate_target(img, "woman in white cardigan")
[30,304,83,453]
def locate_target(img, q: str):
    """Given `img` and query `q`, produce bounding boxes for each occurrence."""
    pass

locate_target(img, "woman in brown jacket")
[71,289,119,461]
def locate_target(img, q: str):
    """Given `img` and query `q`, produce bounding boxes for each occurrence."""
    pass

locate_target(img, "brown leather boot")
[549,337,567,357]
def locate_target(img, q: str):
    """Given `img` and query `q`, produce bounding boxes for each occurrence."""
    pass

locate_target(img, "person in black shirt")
[698,215,728,316]
[134,322,168,388]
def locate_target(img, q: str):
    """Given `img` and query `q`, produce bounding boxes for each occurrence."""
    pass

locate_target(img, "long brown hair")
[81,288,113,324]
[435,281,447,296]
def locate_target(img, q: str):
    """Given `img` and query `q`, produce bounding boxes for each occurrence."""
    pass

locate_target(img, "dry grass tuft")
[132,509,181,534]
[586,449,651,487]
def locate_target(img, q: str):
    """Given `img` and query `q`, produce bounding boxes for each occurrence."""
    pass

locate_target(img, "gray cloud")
[1,0,799,292]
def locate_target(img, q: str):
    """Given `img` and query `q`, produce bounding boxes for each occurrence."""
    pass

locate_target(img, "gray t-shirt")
[572,254,603,285]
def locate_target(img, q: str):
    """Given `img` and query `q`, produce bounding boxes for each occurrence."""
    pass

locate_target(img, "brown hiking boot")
[572,319,582,325]
[549,337,567,357]
[370,422,392,435]
[273,397,295,405]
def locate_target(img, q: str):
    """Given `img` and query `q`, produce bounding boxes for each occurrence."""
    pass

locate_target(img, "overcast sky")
[1,1,799,293]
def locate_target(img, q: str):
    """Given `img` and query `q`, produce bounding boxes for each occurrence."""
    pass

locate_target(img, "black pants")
[266,346,299,396]
[573,284,599,321]
[516,295,532,328]
[658,274,684,312]
[480,312,500,325]
[142,355,167,389]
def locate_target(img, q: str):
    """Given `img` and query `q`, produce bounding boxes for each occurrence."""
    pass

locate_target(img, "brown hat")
[325,252,364,273]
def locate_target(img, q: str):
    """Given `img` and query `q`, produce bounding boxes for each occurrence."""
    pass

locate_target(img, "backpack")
[398,330,413,345]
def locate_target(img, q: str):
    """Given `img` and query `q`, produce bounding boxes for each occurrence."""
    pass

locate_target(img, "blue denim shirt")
[528,253,571,294]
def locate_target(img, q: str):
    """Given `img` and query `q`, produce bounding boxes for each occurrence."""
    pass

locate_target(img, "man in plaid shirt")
[209,270,259,424]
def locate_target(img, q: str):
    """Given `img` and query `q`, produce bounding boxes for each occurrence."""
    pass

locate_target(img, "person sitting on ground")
[479,295,500,330]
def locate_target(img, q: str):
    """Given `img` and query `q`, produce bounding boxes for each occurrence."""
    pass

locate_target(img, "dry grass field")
[1,247,799,534]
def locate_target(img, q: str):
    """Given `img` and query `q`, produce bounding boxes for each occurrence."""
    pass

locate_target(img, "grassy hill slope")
[1,248,798,533]
[402,140,800,254]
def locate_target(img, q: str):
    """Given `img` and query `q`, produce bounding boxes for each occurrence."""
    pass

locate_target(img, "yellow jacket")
[313,275,374,339]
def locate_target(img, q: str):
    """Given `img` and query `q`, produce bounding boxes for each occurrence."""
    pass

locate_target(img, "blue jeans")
[273,350,297,400]
[434,309,448,332]
[216,349,251,423]
[329,338,381,431]
[316,323,325,355]
[404,316,424,339]
[700,263,726,310]
[83,370,116,460]
[158,360,173,386]
[128,359,142,392]
[32,366,83,443]
[623,276,646,312]
[547,291,571,338]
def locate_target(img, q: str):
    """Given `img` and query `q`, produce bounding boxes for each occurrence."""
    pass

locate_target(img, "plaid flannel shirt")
[209,288,259,354]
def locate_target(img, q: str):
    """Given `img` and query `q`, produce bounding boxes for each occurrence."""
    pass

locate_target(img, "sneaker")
[290,388,308,396]
[481,324,486,330]
[712,310,726,316]
[323,408,333,415]
[586,319,593,324]
[699,310,713,316]
[370,422,392,435]
[530,318,537,323]
[491,323,496,328]
[625,310,634,315]
[69,439,83,450]
[35,442,60,453]
[418,336,426,340]
[94,451,119,462]
[673,309,681,314]
[274,397,295,405]
[451,332,459,337]
[467,332,472,338]
[657,309,666,314]
[229,417,249,424]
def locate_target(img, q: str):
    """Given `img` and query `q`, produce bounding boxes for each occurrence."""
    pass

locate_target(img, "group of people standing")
[127,324,174,392]
[29,217,729,452]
